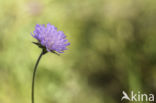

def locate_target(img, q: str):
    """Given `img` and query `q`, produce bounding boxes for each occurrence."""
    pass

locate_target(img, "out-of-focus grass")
[0,0,156,103]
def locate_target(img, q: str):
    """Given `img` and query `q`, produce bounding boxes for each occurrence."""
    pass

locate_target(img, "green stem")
[32,50,45,103]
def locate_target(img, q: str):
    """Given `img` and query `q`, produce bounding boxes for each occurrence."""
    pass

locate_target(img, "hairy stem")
[32,50,45,103]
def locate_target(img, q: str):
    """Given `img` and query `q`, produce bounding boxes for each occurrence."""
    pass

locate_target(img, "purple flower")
[31,24,70,53]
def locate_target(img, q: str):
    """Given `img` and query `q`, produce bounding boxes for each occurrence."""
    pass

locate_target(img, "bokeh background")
[0,0,156,103]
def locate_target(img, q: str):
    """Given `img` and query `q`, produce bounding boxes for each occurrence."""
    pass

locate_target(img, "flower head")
[32,24,70,54]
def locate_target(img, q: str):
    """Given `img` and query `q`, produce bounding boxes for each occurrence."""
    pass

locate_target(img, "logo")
[121,91,154,102]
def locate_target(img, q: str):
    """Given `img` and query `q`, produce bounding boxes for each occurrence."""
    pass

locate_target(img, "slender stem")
[32,50,44,103]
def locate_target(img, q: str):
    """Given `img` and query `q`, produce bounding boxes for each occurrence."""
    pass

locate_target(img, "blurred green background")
[0,0,156,103]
